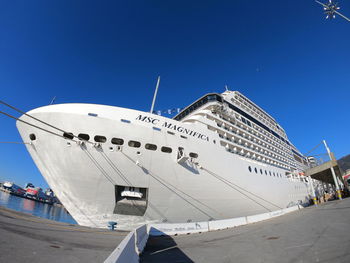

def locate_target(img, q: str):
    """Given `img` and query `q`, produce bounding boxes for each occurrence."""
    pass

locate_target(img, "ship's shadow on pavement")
[140,235,194,263]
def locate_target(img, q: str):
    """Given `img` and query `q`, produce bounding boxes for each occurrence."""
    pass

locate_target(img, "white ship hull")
[17,102,312,230]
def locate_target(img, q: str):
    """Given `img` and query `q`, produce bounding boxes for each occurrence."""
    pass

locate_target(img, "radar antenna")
[315,0,350,22]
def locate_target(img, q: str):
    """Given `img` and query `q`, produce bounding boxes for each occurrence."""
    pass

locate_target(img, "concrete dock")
[141,198,350,263]
[0,206,128,263]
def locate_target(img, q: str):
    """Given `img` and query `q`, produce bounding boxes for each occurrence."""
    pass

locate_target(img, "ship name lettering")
[163,122,209,141]
[136,115,160,124]
[136,117,209,141]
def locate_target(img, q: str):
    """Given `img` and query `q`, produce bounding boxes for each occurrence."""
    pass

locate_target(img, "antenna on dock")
[150,76,160,113]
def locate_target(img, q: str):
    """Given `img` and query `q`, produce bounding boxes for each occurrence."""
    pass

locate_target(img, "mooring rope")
[0,101,94,145]
[120,151,220,219]
[200,166,282,211]
[0,141,31,144]
[0,111,78,142]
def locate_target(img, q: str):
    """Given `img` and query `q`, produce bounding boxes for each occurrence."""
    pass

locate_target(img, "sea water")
[0,190,77,224]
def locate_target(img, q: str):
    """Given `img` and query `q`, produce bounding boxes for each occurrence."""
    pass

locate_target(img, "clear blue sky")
[1,0,349,188]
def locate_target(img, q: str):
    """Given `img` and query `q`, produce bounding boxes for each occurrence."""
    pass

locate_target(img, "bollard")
[337,189,342,200]
[108,221,117,231]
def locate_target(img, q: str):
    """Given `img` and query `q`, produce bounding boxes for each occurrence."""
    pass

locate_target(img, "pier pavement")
[141,198,350,263]
[0,206,127,263]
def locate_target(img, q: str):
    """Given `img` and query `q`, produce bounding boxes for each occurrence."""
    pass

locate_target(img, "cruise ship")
[17,91,313,230]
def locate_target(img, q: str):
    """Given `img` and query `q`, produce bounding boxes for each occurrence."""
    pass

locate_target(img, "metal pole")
[309,176,318,206]
[150,76,160,114]
[323,140,342,200]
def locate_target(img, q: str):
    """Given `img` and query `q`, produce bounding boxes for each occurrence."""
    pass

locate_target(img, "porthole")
[248,166,252,172]
[94,135,107,143]
[269,171,272,176]
[78,133,90,141]
[63,132,74,140]
[254,168,258,173]
[189,152,198,158]
[260,169,263,174]
[145,143,157,151]
[161,146,172,153]
[128,140,141,148]
[111,138,124,145]
[29,133,36,141]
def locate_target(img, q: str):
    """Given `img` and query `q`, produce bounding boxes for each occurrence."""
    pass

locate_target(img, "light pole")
[309,176,318,206]
[323,140,342,200]
[315,0,350,22]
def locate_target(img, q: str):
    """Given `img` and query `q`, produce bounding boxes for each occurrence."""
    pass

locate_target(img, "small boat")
[25,186,46,201]
[3,181,26,196]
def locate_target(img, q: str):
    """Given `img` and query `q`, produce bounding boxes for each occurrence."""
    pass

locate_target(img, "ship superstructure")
[17,90,313,230]
[174,91,309,176]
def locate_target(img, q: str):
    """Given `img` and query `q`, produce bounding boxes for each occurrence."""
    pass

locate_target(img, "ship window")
[167,131,175,135]
[94,135,107,143]
[273,172,276,177]
[145,143,157,151]
[260,169,263,174]
[207,95,217,101]
[248,166,252,172]
[189,152,198,158]
[63,132,74,140]
[78,133,90,141]
[269,171,272,176]
[161,146,172,153]
[121,119,131,123]
[29,133,36,141]
[254,168,257,173]
[265,170,267,175]
[128,140,141,148]
[180,135,188,139]
[111,138,124,145]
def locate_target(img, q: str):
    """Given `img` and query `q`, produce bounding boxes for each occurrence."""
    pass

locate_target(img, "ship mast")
[150,76,161,113]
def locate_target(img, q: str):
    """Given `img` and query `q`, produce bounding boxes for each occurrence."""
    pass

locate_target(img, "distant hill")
[338,154,350,174]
